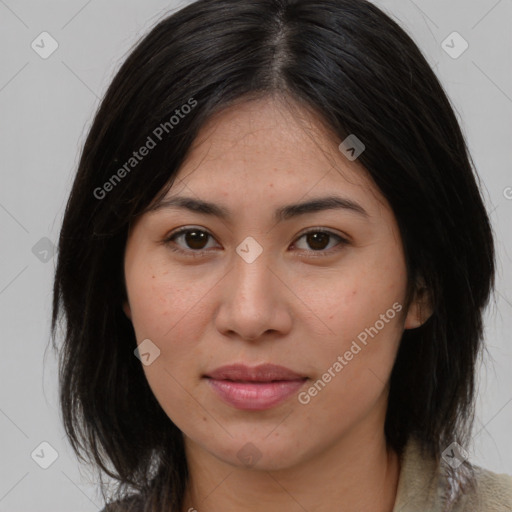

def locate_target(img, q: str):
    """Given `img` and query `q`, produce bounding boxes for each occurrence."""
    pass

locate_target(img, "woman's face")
[123,97,426,471]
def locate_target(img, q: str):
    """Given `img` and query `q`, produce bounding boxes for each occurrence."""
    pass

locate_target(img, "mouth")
[203,363,308,410]
[204,363,307,382]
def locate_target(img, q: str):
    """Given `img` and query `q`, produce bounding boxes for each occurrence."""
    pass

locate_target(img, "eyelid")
[163,225,219,247]
[292,228,350,258]
[296,227,351,244]
[163,225,350,257]
[162,226,220,257]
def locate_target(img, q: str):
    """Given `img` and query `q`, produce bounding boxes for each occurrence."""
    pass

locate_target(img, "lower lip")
[205,378,307,410]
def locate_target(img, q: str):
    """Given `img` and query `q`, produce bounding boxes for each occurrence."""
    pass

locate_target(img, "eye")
[163,227,219,256]
[292,228,349,257]
[163,227,349,257]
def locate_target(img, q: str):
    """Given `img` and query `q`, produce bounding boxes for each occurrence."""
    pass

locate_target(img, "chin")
[199,434,310,472]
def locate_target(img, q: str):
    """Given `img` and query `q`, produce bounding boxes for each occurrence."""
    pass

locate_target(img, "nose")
[213,249,293,342]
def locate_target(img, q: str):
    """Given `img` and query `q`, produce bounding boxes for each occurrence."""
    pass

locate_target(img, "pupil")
[186,230,207,249]
[308,232,328,250]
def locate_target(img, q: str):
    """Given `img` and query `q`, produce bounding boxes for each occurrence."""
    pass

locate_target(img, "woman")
[51,0,512,510]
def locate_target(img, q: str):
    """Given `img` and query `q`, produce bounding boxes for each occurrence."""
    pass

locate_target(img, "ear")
[404,278,433,330]
[123,300,132,320]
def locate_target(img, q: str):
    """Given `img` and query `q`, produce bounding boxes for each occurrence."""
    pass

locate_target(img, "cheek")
[295,248,406,400]
[126,261,216,393]
[300,255,406,346]
[126,260,209,342]
[125,263,213,428]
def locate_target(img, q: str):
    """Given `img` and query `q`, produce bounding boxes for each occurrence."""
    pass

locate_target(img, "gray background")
[0,0,511,510]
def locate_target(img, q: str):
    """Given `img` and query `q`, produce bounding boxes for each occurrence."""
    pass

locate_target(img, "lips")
[204,364,308,410]
[204,363,306,382]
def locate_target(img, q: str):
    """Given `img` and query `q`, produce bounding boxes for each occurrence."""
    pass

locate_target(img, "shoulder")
[454,464,512,511]
[393,437,512,512]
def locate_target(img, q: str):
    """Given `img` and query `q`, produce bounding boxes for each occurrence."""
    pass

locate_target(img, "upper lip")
[204,364,307,382]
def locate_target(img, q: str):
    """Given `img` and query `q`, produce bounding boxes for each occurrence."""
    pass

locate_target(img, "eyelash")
[162,227,349,259]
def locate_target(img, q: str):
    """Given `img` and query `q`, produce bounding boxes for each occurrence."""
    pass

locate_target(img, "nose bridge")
[230,243,274,312]
[215,239,289,340]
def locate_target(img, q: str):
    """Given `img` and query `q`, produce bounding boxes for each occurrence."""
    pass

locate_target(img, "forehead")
[157,97,389,219]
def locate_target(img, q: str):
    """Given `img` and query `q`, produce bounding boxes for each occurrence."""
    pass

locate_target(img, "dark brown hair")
[50,0,496,510]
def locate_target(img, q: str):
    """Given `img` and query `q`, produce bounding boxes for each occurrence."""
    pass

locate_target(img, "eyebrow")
[149,195,369,222]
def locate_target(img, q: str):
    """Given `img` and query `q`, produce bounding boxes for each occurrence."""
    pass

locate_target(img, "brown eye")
[181,230,209,250]
[305,232,330,250]
[164,227,348,258]
[164,227,219,254]
[294,229,348,254]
